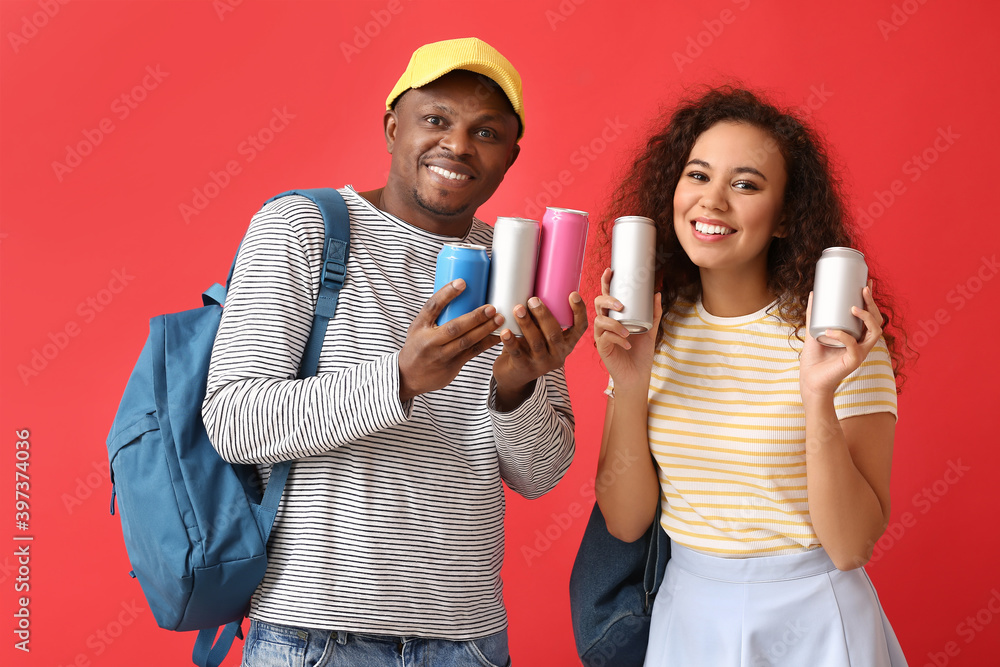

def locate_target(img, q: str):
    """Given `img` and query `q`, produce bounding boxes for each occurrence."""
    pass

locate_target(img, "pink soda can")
[533,207,589,329]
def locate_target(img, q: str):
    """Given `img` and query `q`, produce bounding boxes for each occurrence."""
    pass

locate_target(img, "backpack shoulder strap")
[192,188,349,667]
[248,188,349,536]
[263,188,350,379]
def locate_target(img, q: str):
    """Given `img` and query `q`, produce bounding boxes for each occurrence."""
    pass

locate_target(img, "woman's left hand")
[799,280,883,400]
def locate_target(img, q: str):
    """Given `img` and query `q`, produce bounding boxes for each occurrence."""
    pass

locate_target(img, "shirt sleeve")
[202,197,410,465]
[488,371,575,500]
[834,337,898,422]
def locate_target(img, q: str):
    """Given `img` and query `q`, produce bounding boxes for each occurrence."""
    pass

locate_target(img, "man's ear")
[384,109,397,153]
[505,142,520,173]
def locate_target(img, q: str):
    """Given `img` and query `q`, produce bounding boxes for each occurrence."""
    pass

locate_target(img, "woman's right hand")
[593,268,661,390]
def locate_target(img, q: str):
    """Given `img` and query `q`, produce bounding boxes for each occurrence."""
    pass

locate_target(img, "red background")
[2,1,999,665]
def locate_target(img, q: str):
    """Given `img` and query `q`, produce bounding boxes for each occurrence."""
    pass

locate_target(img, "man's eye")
[426,116,443,125]
[478,129,496,139]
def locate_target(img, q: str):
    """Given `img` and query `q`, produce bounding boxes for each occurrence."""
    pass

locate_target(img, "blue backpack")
[569,501,670,667]
[106,189,349,667]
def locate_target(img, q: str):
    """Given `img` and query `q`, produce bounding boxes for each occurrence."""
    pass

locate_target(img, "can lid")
[545,207,589,217]
[444,243,488,251]
[494,216,540,225]
[821,246,865,260]
[613,215,655,225]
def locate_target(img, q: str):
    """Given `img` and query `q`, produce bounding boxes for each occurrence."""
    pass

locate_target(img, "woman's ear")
[773,212,789,238]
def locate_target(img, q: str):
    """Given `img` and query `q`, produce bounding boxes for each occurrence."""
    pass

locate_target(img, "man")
[203,37,587,666]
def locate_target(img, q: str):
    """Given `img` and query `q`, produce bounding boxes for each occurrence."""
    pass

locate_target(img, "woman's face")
[672,121,788,278]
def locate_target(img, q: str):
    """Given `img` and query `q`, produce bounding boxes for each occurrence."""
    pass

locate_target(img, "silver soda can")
[609,216,657,333]
[487,217,540,336]
[809,247,868,347]
[433,243,490,325]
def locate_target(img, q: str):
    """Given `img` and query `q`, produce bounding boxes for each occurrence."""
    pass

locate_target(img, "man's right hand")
[398,279,504,402]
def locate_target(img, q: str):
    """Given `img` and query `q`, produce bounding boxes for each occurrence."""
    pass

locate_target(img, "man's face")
[384,70,521,234]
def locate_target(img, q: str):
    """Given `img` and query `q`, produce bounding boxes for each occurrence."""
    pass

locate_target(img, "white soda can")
[609,216,656,334]
[487,217,540,336]
[809,247,868,347]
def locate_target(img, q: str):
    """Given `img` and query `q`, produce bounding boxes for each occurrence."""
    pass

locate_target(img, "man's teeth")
[694,221,734,235]
[428,166,470,181]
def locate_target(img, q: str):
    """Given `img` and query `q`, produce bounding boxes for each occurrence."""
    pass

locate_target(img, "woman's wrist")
[800,382,836,408]
[611,382,649,404]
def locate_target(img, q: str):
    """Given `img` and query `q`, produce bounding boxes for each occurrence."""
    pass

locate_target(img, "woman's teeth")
[694,221,734,235]
[428,166,470,181]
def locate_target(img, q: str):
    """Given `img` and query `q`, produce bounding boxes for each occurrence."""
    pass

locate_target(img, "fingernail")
[484,305,496,317]
[514,305,527,318]
[614,300,623,310]
[528,297,541,309]
[452,279,465,289]
[570,292,583,304]
[494,314,505,326]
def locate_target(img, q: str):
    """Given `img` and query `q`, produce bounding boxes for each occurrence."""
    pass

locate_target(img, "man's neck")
[358,186,475,238]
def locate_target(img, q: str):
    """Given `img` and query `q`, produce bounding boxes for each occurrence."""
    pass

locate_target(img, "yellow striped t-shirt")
[642,298,897,557]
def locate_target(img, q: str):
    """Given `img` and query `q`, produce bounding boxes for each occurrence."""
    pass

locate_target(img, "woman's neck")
[699,267,775,317]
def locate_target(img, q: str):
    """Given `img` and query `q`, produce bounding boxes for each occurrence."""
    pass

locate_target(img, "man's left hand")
[492,293,588,411]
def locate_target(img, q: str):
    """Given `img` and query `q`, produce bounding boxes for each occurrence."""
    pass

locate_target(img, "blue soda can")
[433,243,491,325]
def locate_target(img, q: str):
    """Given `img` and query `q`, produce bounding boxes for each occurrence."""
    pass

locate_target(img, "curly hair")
[594,85,908,386]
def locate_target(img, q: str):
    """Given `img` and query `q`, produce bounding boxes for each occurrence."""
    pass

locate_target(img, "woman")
[593,87,908,665]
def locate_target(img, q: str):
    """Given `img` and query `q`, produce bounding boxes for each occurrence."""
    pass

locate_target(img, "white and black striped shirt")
[203,187,575,639]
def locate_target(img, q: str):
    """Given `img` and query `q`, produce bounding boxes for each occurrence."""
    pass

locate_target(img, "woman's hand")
[593,268,661,392]
[800,280,884,401]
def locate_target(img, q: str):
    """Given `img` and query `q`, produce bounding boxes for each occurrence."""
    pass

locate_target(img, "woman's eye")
[687,171,708,181]
[734,180,758,190]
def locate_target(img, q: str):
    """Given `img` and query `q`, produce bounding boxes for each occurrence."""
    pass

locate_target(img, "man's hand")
[398,279,504,403]
[492,292,588,411]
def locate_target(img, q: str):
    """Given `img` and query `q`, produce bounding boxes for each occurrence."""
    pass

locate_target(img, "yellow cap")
[386,37,524,138]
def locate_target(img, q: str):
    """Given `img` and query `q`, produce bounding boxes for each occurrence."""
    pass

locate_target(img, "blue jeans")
[241,619,511,667]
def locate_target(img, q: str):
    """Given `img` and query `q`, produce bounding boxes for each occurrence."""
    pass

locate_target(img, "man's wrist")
[494,378,536,412]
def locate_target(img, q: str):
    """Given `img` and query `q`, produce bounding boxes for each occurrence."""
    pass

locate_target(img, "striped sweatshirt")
[202,187,575,638]
[645,298,897,557]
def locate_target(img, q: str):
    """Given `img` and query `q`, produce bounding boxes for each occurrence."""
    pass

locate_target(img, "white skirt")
[644,540,908,666]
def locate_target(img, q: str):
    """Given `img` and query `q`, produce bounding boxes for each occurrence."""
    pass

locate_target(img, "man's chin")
[413,189,473,218]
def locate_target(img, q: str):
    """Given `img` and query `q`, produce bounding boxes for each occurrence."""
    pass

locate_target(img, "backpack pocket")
[109,413,195,631]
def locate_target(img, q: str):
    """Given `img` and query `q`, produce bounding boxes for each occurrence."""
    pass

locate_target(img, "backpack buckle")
[321,259,346,288]
[320,238,348,290]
